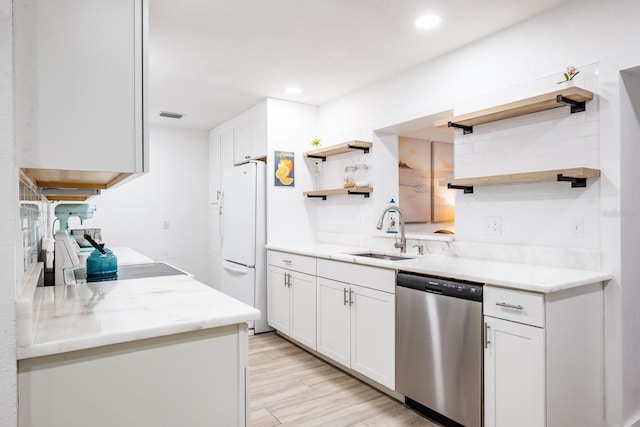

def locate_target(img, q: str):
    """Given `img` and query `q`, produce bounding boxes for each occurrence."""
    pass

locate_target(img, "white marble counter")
[266,243,612,293]
[18,275,259,360]
[17,247,259,360]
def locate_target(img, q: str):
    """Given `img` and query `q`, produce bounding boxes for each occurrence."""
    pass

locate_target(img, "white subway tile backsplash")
[452,66,600,252]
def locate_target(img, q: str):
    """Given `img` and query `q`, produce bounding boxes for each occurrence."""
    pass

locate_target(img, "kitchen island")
[17,251,259,427]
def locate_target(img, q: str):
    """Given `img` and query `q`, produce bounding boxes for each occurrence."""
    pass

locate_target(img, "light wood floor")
[249,332,440,427]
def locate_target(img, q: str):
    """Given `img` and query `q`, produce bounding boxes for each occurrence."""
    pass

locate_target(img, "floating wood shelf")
[435,87,594,134]
[446,168,600,194]
[304,140,372,161]
[304,187,373,200]
[21,168,132,201]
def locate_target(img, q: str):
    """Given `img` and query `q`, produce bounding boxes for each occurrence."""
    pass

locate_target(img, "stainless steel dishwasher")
[396,271,483,427]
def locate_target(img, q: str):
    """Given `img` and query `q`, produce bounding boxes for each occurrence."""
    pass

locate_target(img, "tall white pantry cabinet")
[483,284,604,427]
[14,0,148,179]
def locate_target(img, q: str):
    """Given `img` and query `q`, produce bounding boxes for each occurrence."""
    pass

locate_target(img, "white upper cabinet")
[14,0,148,180]
[233,103,267,165]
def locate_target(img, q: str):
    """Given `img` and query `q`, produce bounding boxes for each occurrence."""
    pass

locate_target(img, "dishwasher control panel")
[397,271,483,302]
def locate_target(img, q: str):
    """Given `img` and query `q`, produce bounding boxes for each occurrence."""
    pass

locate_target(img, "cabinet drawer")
[267,250,316,275]
[316,259,395,294]
[484,286,545,327]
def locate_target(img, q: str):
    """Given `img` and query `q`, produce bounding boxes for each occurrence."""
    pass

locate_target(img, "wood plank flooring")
[249,332,440,427]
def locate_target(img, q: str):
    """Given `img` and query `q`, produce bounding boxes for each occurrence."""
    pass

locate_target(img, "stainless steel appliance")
[396,271,483,427]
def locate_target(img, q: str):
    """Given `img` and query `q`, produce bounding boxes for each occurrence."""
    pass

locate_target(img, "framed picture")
[399,138,431,223]
[431,141,454,223]
[274,151,295,186]
[398,138,454,223]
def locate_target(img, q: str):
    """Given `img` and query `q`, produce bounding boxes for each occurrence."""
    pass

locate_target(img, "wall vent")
[159,111,184,119]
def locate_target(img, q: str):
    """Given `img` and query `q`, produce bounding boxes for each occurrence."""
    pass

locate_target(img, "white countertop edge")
[17,274,260,360]
[266,244,613,293]
[17,310,259,360]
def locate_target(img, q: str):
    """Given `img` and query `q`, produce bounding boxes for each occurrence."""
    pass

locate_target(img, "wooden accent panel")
[435,87,594,128]
[22,168,131,189]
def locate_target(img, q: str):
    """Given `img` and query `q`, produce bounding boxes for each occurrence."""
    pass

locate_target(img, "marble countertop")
[266,244,612,293]
[17,249,260,361]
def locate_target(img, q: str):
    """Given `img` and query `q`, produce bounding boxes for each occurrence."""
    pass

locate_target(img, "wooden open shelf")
[304,187,373,200]
[21,168,132,201]
[304,140,372,161]
[435,86,593,133]
[446,168,600,194]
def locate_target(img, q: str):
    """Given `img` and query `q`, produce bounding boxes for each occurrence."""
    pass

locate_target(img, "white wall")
[265,98,319,247]
[89,125,211,284]
[309,1,640,425]
[0,0,17,424]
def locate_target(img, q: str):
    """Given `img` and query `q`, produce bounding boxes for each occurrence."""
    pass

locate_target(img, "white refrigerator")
[220,160,270,333]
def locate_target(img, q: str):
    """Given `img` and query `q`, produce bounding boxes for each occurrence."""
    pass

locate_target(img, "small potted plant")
[557,65,580,88]
[311,138,321,147]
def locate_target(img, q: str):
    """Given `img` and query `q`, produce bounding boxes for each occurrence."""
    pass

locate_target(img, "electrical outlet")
[484,216,502,236]
[163,220,170,230]
[569,217,584,238]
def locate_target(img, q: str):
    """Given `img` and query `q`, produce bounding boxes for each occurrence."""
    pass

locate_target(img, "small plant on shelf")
[557,65,580,84]
[311,138,321,147]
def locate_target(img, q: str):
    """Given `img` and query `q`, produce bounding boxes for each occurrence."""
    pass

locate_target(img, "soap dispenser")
[387,199,398,234]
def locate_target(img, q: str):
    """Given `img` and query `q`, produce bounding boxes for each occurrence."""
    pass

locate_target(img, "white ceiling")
[149,0,569,131]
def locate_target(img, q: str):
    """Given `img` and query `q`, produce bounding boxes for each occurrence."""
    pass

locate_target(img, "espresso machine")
[54,203,96,285]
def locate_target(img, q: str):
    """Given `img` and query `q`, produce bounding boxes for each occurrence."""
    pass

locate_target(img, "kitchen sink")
[349,252,415,261]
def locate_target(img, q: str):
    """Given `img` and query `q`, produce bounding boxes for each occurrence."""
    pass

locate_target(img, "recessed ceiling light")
[285,86,301,95]
[415,14,441,30]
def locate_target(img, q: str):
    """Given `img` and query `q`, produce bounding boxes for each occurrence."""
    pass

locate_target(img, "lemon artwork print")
[274,151,295,187]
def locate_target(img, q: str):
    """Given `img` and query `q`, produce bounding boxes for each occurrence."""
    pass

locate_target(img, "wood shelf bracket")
[556,173,587,188]
[447,183,474,194]
[556,95,586,114]
[305,154,327,161]
[447,121,473,134]
[306,194,327,200]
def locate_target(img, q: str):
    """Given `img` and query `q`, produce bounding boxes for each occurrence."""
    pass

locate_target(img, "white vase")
[560,80,575,89]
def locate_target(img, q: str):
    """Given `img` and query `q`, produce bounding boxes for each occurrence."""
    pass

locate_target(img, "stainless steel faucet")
[376,205,406,253]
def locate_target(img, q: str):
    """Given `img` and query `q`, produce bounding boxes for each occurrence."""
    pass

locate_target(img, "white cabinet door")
[484,316,545,427]
[267,266,290,335]
[289,271,316,349]
[209,130,222,205]
[233,122,252,165]
[316,277,350,368]
[350,284,395,389]
[14,0,146,173]
[233,114,267,165]
[220,127,235,187]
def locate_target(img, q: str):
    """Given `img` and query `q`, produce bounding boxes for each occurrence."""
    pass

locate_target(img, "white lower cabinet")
[267,251,317,349]
[316,260,395,390]
[484,316,545,427]
[267,266,317,349]
[483,284,604,427]
[18,325,249,427]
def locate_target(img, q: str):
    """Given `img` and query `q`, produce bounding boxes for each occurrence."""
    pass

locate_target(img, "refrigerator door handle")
[222,261,251,274]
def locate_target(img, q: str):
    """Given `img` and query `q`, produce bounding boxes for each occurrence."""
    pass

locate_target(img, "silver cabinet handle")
[282,259,292,265]
[496,302,524,310]
[283,272,288,287]
[343,288,348,305]
[287,273,292,287]
[484,322,491,348]
[349,289,354,306]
